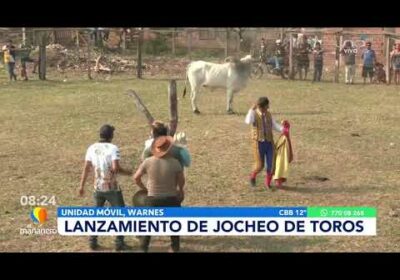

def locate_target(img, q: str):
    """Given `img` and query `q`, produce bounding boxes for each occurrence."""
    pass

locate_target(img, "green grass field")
[0,70,399,252]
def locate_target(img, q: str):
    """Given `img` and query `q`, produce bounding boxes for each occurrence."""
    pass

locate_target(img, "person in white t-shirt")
[78,124,133,251]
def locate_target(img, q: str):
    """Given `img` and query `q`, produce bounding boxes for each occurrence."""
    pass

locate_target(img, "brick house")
[282,27,400,73]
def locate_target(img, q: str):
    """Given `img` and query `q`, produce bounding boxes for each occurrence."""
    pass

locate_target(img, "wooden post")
[76,30,80,47]
[171,28,176,56]
[225,28,229,58]
[385,35,391,84]
[76,30,80,57]
[32,30,36,46]
[237,28,243,55]
[236,31,240,54]
[121,30,126,51]
[39,45,46,80]
[87,31,92,80]
[137,28,143,79]
[95,29,103,48]
[38,33,46,80]
[334,33,340,83]
[289,33,294,79]
[187,30,192,58]
[127,90,155,125]
[168,80,178,137]
[53,30,57,44]
[339,34,343,74]
[22,28,26,46]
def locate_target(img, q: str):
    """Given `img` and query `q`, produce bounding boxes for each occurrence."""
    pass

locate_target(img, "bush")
[240,37,253,53]
[174,48,188,56]
[191,49,224,60]
[143,34,169,55]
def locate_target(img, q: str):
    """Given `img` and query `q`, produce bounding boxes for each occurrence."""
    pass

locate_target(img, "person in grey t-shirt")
[134,135,185,253]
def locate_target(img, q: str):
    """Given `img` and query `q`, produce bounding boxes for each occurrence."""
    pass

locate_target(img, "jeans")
[139,196,181,252]
[313,64,323,81]
[6,63,17,81]
[274,57,280,69]
[89,190,125,246]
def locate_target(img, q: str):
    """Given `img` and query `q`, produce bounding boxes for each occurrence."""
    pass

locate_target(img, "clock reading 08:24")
[20,196,57,206]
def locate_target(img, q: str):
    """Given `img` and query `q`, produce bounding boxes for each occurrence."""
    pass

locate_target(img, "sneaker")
[89,242,100,250]
[169,247,179,253]
[139,246,149,253]
[249,177,256,187]
[115,242,132,251]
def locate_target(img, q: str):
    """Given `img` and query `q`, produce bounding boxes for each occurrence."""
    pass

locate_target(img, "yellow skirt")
[273,135,293,181]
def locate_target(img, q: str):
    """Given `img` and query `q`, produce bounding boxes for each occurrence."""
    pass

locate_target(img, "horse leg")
[226,89,237,114]
[191,87,201,114]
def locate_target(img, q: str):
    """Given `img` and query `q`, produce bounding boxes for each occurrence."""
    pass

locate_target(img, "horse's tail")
[183,64,190,98]
[183,78,187,98]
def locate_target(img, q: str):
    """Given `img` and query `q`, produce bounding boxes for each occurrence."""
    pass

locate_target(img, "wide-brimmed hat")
[151,135,174,158]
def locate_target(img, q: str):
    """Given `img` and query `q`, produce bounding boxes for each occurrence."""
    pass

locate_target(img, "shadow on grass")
[84,241,199,253]
[141,77,186,81]
[280,184,378,194]
[195,111,248,117]
[86,236,325,253]
[280,185,333,194]
[275,111,330,116]
[76,234,326,253]
[193,107,332,117]
[181,236,327,252]
[194,110,331,117]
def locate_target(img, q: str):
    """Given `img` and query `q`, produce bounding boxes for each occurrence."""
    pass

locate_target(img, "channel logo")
[30,207,48,224]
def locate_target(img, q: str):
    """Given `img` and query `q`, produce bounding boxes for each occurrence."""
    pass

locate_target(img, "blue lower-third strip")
[57,207,308,218]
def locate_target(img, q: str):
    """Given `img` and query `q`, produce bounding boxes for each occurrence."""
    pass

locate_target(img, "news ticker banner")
[57,207,376,236]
